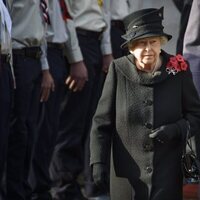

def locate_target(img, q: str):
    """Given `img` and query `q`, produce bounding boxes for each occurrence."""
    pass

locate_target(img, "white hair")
[128,36,168,50]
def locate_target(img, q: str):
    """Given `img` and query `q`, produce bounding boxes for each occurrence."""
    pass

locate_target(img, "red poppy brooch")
[166,54,188,75]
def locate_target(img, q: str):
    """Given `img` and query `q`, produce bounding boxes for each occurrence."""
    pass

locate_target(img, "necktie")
[59,0,72,21]
[40,0,51,24]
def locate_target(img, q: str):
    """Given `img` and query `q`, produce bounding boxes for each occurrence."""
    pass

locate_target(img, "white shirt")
[0,0,12,54]
[66,0,112,55]
[7,0,49,70]
[46,0,83,63]
[66,0,106,32]
[106,0,139,21]
[47,0,68,43]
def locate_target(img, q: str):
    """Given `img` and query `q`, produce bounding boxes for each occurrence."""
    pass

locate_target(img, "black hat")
[121,7,172,48]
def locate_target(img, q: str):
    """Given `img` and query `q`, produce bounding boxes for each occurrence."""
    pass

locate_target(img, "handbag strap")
[183,121,194,155]
[183,121,197,156]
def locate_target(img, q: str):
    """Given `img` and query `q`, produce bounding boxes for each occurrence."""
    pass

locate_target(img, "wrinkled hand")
[40,70,55,102]
[102,54,113,74]
[149,123,181,143]
[92,163,109,191]
[65,61,88,92]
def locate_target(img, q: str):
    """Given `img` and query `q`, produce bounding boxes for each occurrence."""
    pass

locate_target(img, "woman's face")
[129,36,161,72]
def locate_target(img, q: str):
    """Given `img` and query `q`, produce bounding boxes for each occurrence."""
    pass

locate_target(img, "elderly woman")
[89,7,200,200]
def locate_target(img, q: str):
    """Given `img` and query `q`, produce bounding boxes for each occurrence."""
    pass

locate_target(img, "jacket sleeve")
[64,18,83,63]
[90,61,116,165]
[40,37,49,70]
[182,67,200,138]
[100,0,112,55]
[183,0,200,94]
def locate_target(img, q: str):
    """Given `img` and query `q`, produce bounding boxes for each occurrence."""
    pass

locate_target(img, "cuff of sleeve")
[90,151,108,166]
[101,44,112,55]
[41,59,49,70]
[64,48,83,64]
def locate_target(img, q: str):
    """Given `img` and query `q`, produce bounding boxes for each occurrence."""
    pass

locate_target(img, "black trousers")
[50,31,105,199]
[6,53,41,200]
[110,20,128,59]
[31,47,67,198]
[0,59,13,198]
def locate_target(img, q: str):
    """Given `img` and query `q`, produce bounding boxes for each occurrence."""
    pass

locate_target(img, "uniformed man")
[183,0,200,160]
[31,0,87,199]
[0,0,13,198]
[6,0,54,199]
[50,0,113,199]
[106,0,139,58]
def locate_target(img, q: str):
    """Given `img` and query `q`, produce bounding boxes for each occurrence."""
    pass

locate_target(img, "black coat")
[90,51,200,200]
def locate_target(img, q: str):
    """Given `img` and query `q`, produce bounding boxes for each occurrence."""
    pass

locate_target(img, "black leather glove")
[92,163,109,191]
[149,123,181,143]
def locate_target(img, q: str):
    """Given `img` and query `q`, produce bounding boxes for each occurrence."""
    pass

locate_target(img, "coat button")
[146,166,153,174]
[144,122,152,129]
[143,99,153,106]
[146,100,153,106]
[143,143,153,152]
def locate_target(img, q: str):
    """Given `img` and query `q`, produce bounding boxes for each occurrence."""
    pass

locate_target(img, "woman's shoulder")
[112,54,135,68]
[109,55,139,81]
[113,55,130,64]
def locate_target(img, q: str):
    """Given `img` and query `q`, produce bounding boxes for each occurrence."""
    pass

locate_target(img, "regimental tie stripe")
[40,0,51,24]
[97,0,103,7]
[59,0,72,21]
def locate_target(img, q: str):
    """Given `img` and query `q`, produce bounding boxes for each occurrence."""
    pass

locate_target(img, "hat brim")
[120,33,172,49]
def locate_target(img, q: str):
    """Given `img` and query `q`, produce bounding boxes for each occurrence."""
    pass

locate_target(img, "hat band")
[122,23,164,41]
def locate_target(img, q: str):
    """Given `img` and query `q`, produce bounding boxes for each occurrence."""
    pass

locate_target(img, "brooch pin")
[166,67,178,75]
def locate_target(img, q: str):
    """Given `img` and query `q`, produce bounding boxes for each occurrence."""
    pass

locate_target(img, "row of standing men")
[0,0,136,199]
[1,0,199,199]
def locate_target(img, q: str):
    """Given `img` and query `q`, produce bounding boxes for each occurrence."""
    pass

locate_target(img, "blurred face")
[129,37,161,72]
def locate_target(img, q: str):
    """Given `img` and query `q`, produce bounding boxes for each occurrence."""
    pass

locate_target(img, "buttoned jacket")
[90,51,200,200]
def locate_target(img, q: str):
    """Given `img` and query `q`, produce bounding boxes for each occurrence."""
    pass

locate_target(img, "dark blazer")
[90,51,200,200]
[173,0,193,54]
[183,0,200,159]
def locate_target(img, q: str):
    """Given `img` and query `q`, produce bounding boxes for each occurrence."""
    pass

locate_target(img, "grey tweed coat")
[90,51,200,200]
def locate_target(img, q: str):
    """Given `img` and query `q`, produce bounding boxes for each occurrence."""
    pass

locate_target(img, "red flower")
[166,54,188,75]
[176,54,185,62]
[170,57,178,63]
[180,62,188,71]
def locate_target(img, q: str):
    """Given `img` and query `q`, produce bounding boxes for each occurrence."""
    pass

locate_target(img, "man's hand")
[65,61,88,92]
[102,54,113,73]
[40,70,55,102]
